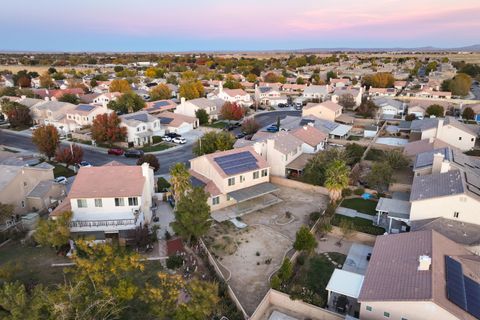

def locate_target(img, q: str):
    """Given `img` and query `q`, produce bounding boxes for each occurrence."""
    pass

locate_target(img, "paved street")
[232,110,301,135]
[0,129,193,175]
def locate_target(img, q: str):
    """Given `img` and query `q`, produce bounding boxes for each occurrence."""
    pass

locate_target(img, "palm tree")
[169,163,191,203]
[324,159,350,203]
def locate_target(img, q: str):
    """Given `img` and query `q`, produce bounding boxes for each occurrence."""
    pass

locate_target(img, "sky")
[2,0,480,52]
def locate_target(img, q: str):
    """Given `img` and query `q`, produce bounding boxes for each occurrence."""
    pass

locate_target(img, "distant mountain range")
[293,44,480,53]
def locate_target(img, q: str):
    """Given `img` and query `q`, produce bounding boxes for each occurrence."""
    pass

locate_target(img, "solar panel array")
[214,151,258,175]
[159,117,173,124]
[76,104,95,112]
[445,256,480,319]
[125,113,149,122]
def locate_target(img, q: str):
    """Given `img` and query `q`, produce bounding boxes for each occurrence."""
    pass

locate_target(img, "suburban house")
[156,111,198,134]
[92,92,122,107]
[368,87,397,97]
[1,74,14,87]
[372,97,405,118]
[51,162,155,243]
[394,80,407,90]
[403,137,453,159]
[119,111,163,147]
[410,88,452,99]
[291,125,328,153]
[463,103,480,122]
[0,163,65,215]
[280,115,352,139]
[189,147,279,219]
[144,100,177,114]
[208,82,252,106]
[30,101,77,134]
[302,101,343,122]
[400,117,477,151]
[409,148,480,227]
[175,97,220,121]
[406,99,451,119]
[358,230,480,320]
[331,87,363,108]
[330,78,351,87]
[254,85,287,106]
[302,85,330,101]
[65,104,112,130]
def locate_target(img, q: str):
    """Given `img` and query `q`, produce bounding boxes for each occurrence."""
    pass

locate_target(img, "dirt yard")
[204,186,329,314]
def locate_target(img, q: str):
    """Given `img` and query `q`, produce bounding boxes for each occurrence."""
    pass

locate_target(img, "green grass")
[347,135,361,141]
[69,138,92,145]
[140,143,173,153]
[332,215,385,235]
[0,241,70,286]
[340,198,378,215]
[47,162,76,178]
[205,121,227,129]
[365,148,385,161]
[288,253,346,307]
[152,136,163,144]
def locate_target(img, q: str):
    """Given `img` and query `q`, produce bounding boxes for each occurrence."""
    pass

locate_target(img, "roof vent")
[418,255,431,271]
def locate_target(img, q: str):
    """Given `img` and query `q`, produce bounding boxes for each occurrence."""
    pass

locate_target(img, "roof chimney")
[435,119,444,138]
[432,152,445,174]
[180,97,186,105]
[418,255,431,271]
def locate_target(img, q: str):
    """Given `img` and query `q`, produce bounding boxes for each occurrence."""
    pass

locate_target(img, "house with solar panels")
[254,84,288,107]
[358,230,480,320]
[144,100,177,114]
[65,104,112,129]
[119,111,162,147]
[175,97,221,121]
[189,147,280,220]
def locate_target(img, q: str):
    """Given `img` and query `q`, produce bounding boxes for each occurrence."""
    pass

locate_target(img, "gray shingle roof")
[410,170,464,201]
[414,147,450,170]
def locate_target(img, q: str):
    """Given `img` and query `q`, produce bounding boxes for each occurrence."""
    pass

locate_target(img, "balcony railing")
[70,218,136,228]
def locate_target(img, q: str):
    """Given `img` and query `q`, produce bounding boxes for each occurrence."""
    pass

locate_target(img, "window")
[401,318,408,320]
[128,197,138,206]
[212,197,220,205]
[137,127,140,132]
[472,138,475,142]
[240,175,245,183]
[94,199,103,207]
[115,198,125,206]
[228,177,235,186]
[383,312,390,318]
[454,211,459,218]
[366,306,372,312]
[227,195,231,201]
[21,200,25,208]
[77,199,87,208]
[459,137,462,140]
[261,169,268,177]
[253,171,260,179]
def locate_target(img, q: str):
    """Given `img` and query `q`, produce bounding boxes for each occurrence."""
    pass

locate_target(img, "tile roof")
[156,112,197,128]
[291,125,327,147]
[68,164,145,199]
[270,131,303,155]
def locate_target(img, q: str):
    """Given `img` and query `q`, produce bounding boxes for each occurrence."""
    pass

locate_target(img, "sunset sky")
[2,0,480,51]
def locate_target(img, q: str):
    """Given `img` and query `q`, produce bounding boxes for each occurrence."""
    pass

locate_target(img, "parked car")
[107,148,124,156]
[277,103,287,108]
[77,161,92,168]
[54,176,67,184]
[294,103,303,110]
[161,135,172,142]
[266,125,279,132]
[235,132,246,139]
[172,137,187,144]
[124,149,144,158]
[165,132,181,139]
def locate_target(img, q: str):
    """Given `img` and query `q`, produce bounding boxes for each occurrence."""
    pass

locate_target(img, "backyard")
[332,215,385,235]
[340,198,378,215]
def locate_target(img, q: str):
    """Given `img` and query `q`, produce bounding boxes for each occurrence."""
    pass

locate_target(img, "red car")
[107,148,124,156]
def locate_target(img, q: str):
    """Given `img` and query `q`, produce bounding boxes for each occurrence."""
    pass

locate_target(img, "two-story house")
[51,162,155,243]
[254,85,287,107]
[119,111,163,147]
[302,85,330,101]
[92,92,122,107]
[331,87,363,108]
[65,104,113,131]
[30,101,77,134]
[209,82,252,107]
[175,97,220,121]
[189,147,277,213]
[302,101,343,122]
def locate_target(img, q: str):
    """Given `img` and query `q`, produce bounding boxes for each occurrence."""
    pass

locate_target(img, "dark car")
[107,148,124,156]
[277,103,287,108]
[124,149,144,158]
[235,132,246,139]
[165,132,181,138]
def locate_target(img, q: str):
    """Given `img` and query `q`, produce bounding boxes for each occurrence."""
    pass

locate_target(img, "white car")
[54,176,67,184]
[162,136,172,142]
[172,137,186,144]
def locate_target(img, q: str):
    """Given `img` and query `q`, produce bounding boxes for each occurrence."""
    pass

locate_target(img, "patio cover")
[286,153,314,171]
[376,198,411,219]
[227,182,279,203]
[326,269,365,299]
[329,124,352,137]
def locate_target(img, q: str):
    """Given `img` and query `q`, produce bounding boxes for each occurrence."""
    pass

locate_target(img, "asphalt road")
[0,130,193,175]
[471,84,480,100]
[232,110,302,135]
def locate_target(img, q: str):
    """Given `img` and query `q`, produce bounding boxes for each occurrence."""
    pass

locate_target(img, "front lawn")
[140,143,174,153]
[205,121,227,129]
[340,198,378,215]
[331,215,385,235]
[47,162,76,178]
[286,253,346,307]
[0,241,70,286]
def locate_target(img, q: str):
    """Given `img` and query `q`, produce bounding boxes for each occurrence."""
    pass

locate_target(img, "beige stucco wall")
[410,194,480,226]
[359,300,459,320]
[0,166,54,215]
[438,125,476,151]
[303,106,337,122]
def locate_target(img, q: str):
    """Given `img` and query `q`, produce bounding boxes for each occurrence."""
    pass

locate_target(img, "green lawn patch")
[347,135,361,141]
[205,121,227,129]
[69,138,92,145]
[152,136,163,144]
[365,148,385,161]
[287,253,346,307]
[340,198,378,215]
[47,162,76,178]
[0,241,70,286]
[140,143,173,153]
[332,215,385,235]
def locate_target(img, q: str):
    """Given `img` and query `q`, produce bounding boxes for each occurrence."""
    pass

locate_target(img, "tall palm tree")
[169,163,191,203]
[324,159,350,203]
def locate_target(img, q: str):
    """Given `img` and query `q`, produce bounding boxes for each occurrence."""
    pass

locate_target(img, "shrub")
[309,211,321,222]
[166,255,183,269]
[152,136,162,144]
[342,188,352,197]
[354,187,365,196]
[157,177,171,192]
[270,275,281,290]
[297,254,306,266]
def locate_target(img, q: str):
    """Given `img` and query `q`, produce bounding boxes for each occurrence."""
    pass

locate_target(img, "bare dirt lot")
[204,186,329,314]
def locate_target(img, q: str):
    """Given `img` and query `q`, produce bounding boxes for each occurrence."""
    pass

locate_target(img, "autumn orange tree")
[150,83,171,100]
[179,81,204,99]
[363,72,395,88]
[91,113,127,146]
[109,79,131,93]
[32,124,60,160]
[220,102,244,121]
[55,144,84,168]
